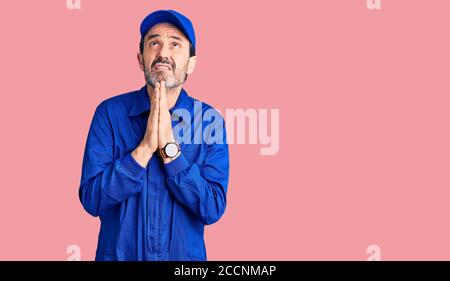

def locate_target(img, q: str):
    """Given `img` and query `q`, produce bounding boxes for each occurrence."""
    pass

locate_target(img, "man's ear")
[137,52,145,71]
[187,56,197,75]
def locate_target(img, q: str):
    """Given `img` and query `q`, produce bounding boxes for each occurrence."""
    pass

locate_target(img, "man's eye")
[172,42,180,48]
[150,42,159,47]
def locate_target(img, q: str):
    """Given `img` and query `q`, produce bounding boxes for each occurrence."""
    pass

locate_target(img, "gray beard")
[144,65,182,89]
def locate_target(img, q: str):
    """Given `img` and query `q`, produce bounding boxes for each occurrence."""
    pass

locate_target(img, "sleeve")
[79,102,146,217]
[164,117,230,225]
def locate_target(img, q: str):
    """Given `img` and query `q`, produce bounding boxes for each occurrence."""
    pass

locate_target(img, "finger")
[154,84,160,102]
[152,83,161,109]
[154,86,160,107]
[149,84,160,123]
[151,94,159,130]
[159,82,169,112]
[160,81,166,96]
[159,81,165,98]
[157,83,166,122]
[154,82,160,98]
[152,86,160,114]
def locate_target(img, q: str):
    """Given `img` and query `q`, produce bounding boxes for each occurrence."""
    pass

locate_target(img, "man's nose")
[158,43,171,59]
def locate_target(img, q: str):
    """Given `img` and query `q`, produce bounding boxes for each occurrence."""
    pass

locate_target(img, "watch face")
[165,143,179,158]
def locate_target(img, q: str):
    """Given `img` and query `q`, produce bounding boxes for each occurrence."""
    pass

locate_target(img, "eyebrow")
[146,34,184,42]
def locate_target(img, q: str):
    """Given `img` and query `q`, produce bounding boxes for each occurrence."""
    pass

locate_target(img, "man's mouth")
[153,63,173,71]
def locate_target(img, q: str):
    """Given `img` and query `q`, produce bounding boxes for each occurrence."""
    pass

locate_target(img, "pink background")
[1,0,449,260]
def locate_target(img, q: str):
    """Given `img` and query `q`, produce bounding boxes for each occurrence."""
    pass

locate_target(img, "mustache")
[151,57,176,70]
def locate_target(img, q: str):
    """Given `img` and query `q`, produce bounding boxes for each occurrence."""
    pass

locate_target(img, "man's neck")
[146,83,182,110]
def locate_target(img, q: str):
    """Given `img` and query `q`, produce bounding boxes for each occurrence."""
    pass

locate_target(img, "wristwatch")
[158,142,181,159]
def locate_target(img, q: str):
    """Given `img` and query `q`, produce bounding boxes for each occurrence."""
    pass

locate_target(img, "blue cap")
[140,10,196,51]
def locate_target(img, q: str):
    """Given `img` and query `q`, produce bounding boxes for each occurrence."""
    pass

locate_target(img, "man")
[79,10,229,261]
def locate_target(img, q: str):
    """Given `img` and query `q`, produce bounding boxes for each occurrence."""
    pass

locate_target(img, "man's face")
[138,23,194,89]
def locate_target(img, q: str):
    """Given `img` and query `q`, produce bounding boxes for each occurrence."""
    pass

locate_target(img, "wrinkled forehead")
[144,22,189,42]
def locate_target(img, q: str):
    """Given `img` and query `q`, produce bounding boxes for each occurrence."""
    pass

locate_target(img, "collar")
[128,84,191,117]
